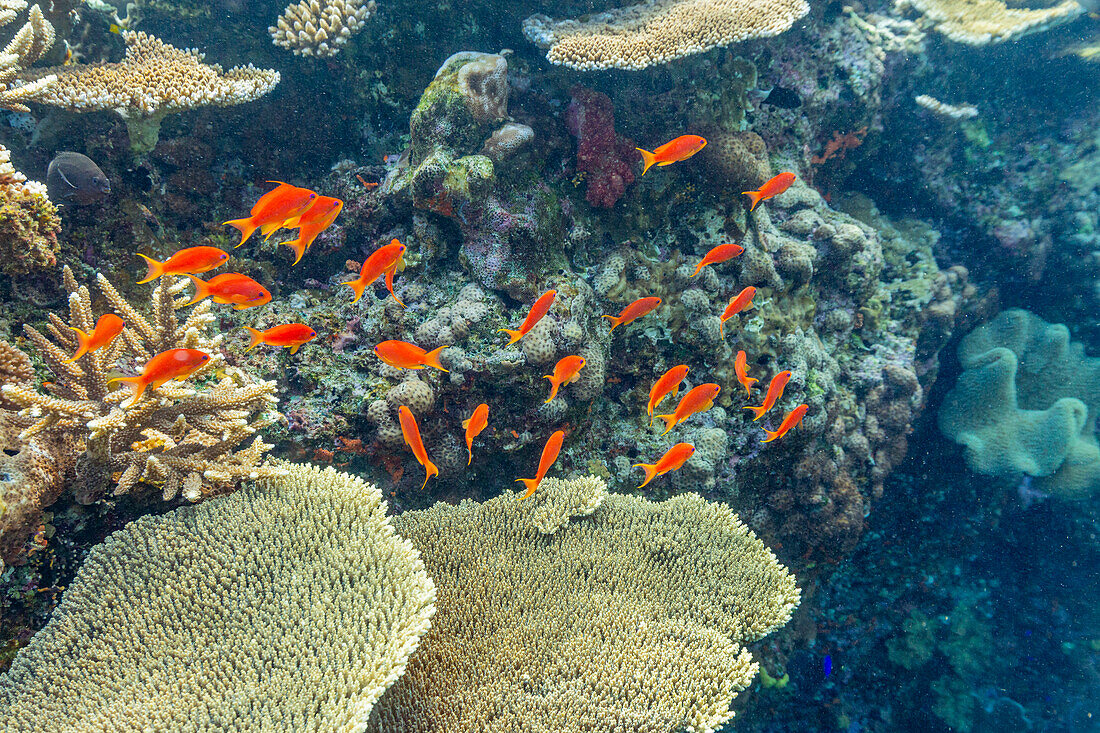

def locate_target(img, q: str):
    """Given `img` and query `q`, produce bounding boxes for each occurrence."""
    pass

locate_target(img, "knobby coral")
[270,0,377,57]
[0,143,59,276]
[0,463,437,731]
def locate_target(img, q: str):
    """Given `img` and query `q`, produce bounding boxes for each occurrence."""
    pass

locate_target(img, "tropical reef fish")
[691,243,744,277]
[46,151,110,205]
[136,246,229,283]
[745,370,792,421]
[647,364,689,424]
[742,172,796,212]
[342,239,406,304]
[185,273,271,310]
[244,323,317,354]
[462,403,489,466]
[398,405,438,491]
[64,313,124,363]
[282,195,343,265]
[500,289,556,345]
[544,355,586,403]
[720,286,756,337]
[374,339,448,372]
[634,442,696,488]
[107,348,211,406]
[636,135,707,175]
[763,403,809,443]
[223,182,317,247]
[517,429,565,501]
[734,350,758,398]
[656,383,721,436]
[603,296,661,332]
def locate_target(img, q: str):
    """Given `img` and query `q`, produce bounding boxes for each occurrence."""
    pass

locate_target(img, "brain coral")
[0,463,436,731]
[368,475,800,732]
[939,309,1100,499]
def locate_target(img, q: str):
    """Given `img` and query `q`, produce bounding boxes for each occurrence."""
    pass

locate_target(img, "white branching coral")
[270,0,377,57]
[896,0,1083,45]
[0,2,55,112]
[1,266,285,504]
[915,93,978,119]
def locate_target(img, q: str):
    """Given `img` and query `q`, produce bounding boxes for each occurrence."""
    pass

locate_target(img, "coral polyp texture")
[0,1,55,113]
[0,463,437,732]
[523,0,810,70]
[270,0,377,57]
[0,143,59,276]
[367,475,800,732]
[896,0,1083,45]
[939,309,1100,499]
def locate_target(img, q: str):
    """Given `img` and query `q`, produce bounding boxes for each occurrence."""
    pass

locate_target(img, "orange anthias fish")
[342,239,406,305]
[223,182,318,247]
[374,340,448,372]
[64,313,124,363]
[734,350,758,398]
[517,429,565,500]
[543,355,586,403]
[282,196,343,266]
[603,296,662,332]
[720,286,756,337]
[136,246,228,283]
[656,383,721,436]
[742,172,796,212]
[763,403,809,443]
[636,135,707,175]
[185,273,271,310]
[244,323,317,354]
[647,364,689,424]
[107,348,211,405]
[634,442,696,488]
[398,405,438,491]
[500,289,556,346]
[745,370,792,421]
[691,243,744,277]
[462,403,489,466]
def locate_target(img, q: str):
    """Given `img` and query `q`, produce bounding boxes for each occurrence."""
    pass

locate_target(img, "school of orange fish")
[68,138,807,500]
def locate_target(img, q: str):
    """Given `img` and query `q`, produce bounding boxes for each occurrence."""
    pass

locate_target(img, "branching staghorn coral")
[0,1,56,113]
[1,266,285,504]
[270,0,377,57]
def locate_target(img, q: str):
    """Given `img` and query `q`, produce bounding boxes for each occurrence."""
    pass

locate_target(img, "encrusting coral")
[0,143,59,276]
[0,463,437,731]
[368,475,800,732]
[270,0,377,57]
[1,266,285,505]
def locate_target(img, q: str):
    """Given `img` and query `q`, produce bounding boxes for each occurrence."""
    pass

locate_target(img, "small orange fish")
[720,286,756,337]
[543,355,586,403]
[342,239,406,304]
[185,273,271,310]
[634,442,696,488]
[745,370,792,421]
[636,135,708,175]
[656,383,721,436]
[647,364,689,424]
[742,172,796,212]
[244,323,317,354]
[374,339,448,372]
[107,348,211,405]
[691,243,744,277]
[499,289,556,346]
[223,182,318,247]
[762,403,809,443]
[398,405,438,490]
[136,246,228,283]
[603,296,662,332]
[462,403,489,465]
[734,350,758,398]
[517,429,565,500]
[64,313,124,363]
[282,196,343,266]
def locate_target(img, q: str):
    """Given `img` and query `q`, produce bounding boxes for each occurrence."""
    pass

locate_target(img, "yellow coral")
[897,0,1083,45]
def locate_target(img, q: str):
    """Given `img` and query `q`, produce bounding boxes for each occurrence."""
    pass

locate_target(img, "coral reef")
[896,0,1083,45]
[270,0,377,57]
[0,144,59,277]
[565,84,640,209]
[0,2,55,113]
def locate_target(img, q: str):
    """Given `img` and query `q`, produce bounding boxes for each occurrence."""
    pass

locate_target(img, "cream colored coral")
[523,0,810,71]
[270,0,377,57]
[518,474,608,534]
[896,0,1083,45]
[370,481,800,732]
[0,463,437,732]
[0,3,55,113]
[915,94,978,119]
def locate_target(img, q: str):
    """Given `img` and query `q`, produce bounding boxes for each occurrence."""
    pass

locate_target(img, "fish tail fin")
[690,261,704,277]
[743,377,758,398]
[656,413,677,436]
[422,345,449,372]
[183,275,210,306]
[633,462,659,489]
[63,326,91,363]
[223,217,257,248]
[284,238,307,266]
[516,477,539,500]
[636,147,657,176]
[135,253,165,284]
[342,277,367,304]
[762,427,781,444]
[498,328,524,346]
[744,404,767,421]
[601,314,622,332]
[741,189,765,212]
[419,460,439,491]
[244,326,265,352]
[543,376,559,403]
[106,375,145,405]
[466,445,473,466]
